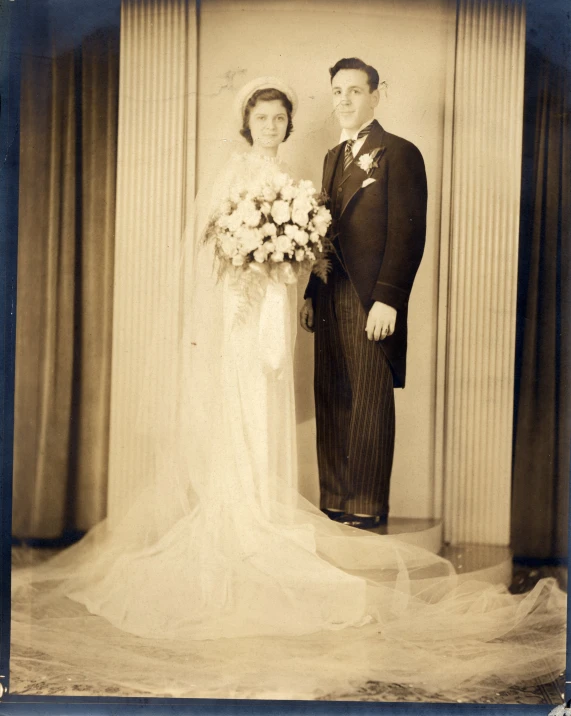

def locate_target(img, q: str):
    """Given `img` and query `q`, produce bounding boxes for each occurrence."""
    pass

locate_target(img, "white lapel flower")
[356,147,385,176]
[357,152,376,173]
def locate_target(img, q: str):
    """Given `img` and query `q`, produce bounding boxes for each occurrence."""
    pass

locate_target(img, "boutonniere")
[357,147,385,176]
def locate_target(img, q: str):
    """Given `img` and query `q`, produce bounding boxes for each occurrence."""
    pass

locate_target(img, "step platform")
[370,517,512,587]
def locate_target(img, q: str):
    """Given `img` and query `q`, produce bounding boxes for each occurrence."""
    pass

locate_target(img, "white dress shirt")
[339,118,375,157]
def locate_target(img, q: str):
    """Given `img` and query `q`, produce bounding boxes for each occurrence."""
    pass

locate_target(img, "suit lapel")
[323,144,344,199]
[340,120,386,218]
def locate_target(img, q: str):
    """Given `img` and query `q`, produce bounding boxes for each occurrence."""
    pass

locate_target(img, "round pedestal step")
[370,518,513,586]
[440,543,513,586]
[370,517,442,553]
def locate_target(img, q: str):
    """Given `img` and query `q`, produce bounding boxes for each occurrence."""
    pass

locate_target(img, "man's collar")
[339,117,376,144]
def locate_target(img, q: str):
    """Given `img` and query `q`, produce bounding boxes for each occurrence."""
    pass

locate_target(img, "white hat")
[234,76,298,121]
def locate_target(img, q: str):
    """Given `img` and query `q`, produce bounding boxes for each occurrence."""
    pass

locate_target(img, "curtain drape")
[512,43,570,561]
[12,22,119,539]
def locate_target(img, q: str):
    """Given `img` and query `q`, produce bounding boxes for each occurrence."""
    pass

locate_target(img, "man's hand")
[300,298,315,333]
[366,301,396,341]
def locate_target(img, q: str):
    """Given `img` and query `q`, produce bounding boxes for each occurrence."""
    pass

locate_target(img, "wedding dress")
[10,151,566,701]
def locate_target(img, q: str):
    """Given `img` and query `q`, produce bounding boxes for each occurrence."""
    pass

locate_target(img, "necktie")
[343,124,372,172]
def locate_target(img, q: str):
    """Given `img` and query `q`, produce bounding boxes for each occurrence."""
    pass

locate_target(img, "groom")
[300,58,427,529]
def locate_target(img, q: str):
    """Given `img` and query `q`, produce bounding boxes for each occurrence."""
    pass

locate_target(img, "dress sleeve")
[195,154,240,238]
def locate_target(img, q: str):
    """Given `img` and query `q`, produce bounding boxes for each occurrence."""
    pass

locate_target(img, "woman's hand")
[366,301,396,341]
[300,298,315,333]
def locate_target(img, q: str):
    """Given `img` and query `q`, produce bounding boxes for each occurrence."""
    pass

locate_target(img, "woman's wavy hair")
[240,88,294,145]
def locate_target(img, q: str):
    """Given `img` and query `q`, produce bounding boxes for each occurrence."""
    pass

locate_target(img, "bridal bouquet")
[204,171,332,286]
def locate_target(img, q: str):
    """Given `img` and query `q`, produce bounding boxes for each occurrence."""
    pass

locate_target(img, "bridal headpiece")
[234,76,298,120]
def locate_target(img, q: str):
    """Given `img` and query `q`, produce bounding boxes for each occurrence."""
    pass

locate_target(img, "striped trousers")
[314,267,395,517]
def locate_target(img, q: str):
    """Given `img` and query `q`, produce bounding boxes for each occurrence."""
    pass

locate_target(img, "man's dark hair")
[240,88,294,145]
[329,58,380,92]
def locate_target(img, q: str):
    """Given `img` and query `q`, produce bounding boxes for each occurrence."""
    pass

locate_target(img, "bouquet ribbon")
[258,279,289,375]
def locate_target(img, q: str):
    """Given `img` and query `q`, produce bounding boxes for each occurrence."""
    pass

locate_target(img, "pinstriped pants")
[314,268,395,517]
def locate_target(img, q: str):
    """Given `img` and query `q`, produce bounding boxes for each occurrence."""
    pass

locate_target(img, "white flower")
[293,195,312,212]
[275,235,294,254]
[261,239,275,255]
[237,227,262,254]
[271,200,291,225]
[232,254,245,266]
[244,209,261,228]
[292,196,312,226]
[295,248,306,262]
[280,184,296,201]
[253,248,266,263]
[309,231,320,243]
[227,212,243,233]
[261,201,272,215]
[220,234,238,257]
[298,179,316,195]
[313,207,331,237]
[261,222,277,237]
[246,182,263,198]
[262,186,277,202]
[294,229,309,246]
[236,197,251,212]
[357,152,375,173]
[313,218,329,237]
[284,224,296,238]
[271,251,285,263]
[237,198,259,227]
[292,209,309,227]
[272,172,289,191]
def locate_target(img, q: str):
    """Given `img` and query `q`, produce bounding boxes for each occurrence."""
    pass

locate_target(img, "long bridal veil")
[11,146,567,701]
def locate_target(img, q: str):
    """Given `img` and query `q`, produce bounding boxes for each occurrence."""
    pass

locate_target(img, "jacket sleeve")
[370,142,427,311]
[304,271,321,302]
[304,154,330,303]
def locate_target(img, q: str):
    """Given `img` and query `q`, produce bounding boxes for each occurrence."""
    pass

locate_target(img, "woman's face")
[247,99,288,149]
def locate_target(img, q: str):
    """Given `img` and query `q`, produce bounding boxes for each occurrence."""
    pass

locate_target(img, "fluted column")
[107,0,197,526]
[441,0,525,545]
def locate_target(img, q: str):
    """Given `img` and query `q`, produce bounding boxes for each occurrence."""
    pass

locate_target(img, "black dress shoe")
[322,508,346,522]
[340,513,388,530]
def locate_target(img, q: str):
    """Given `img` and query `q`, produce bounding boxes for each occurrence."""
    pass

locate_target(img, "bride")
[11,77,566,701]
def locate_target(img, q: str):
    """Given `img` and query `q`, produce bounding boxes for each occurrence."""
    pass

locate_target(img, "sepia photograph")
[1,0,570,710]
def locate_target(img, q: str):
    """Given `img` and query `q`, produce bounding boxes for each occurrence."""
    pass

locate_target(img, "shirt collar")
[339,118,375,144]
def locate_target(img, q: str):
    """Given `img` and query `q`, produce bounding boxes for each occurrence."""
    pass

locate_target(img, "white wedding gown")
[10,152,566,701]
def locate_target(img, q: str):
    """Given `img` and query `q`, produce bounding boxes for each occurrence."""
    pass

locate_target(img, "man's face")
[331,69,379,132]
[248,100,288,150]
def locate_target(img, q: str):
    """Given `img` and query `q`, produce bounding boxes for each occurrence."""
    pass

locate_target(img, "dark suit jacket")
[305,120,427,388]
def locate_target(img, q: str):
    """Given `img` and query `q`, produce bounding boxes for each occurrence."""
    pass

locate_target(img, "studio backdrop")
[11,0,569,560]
